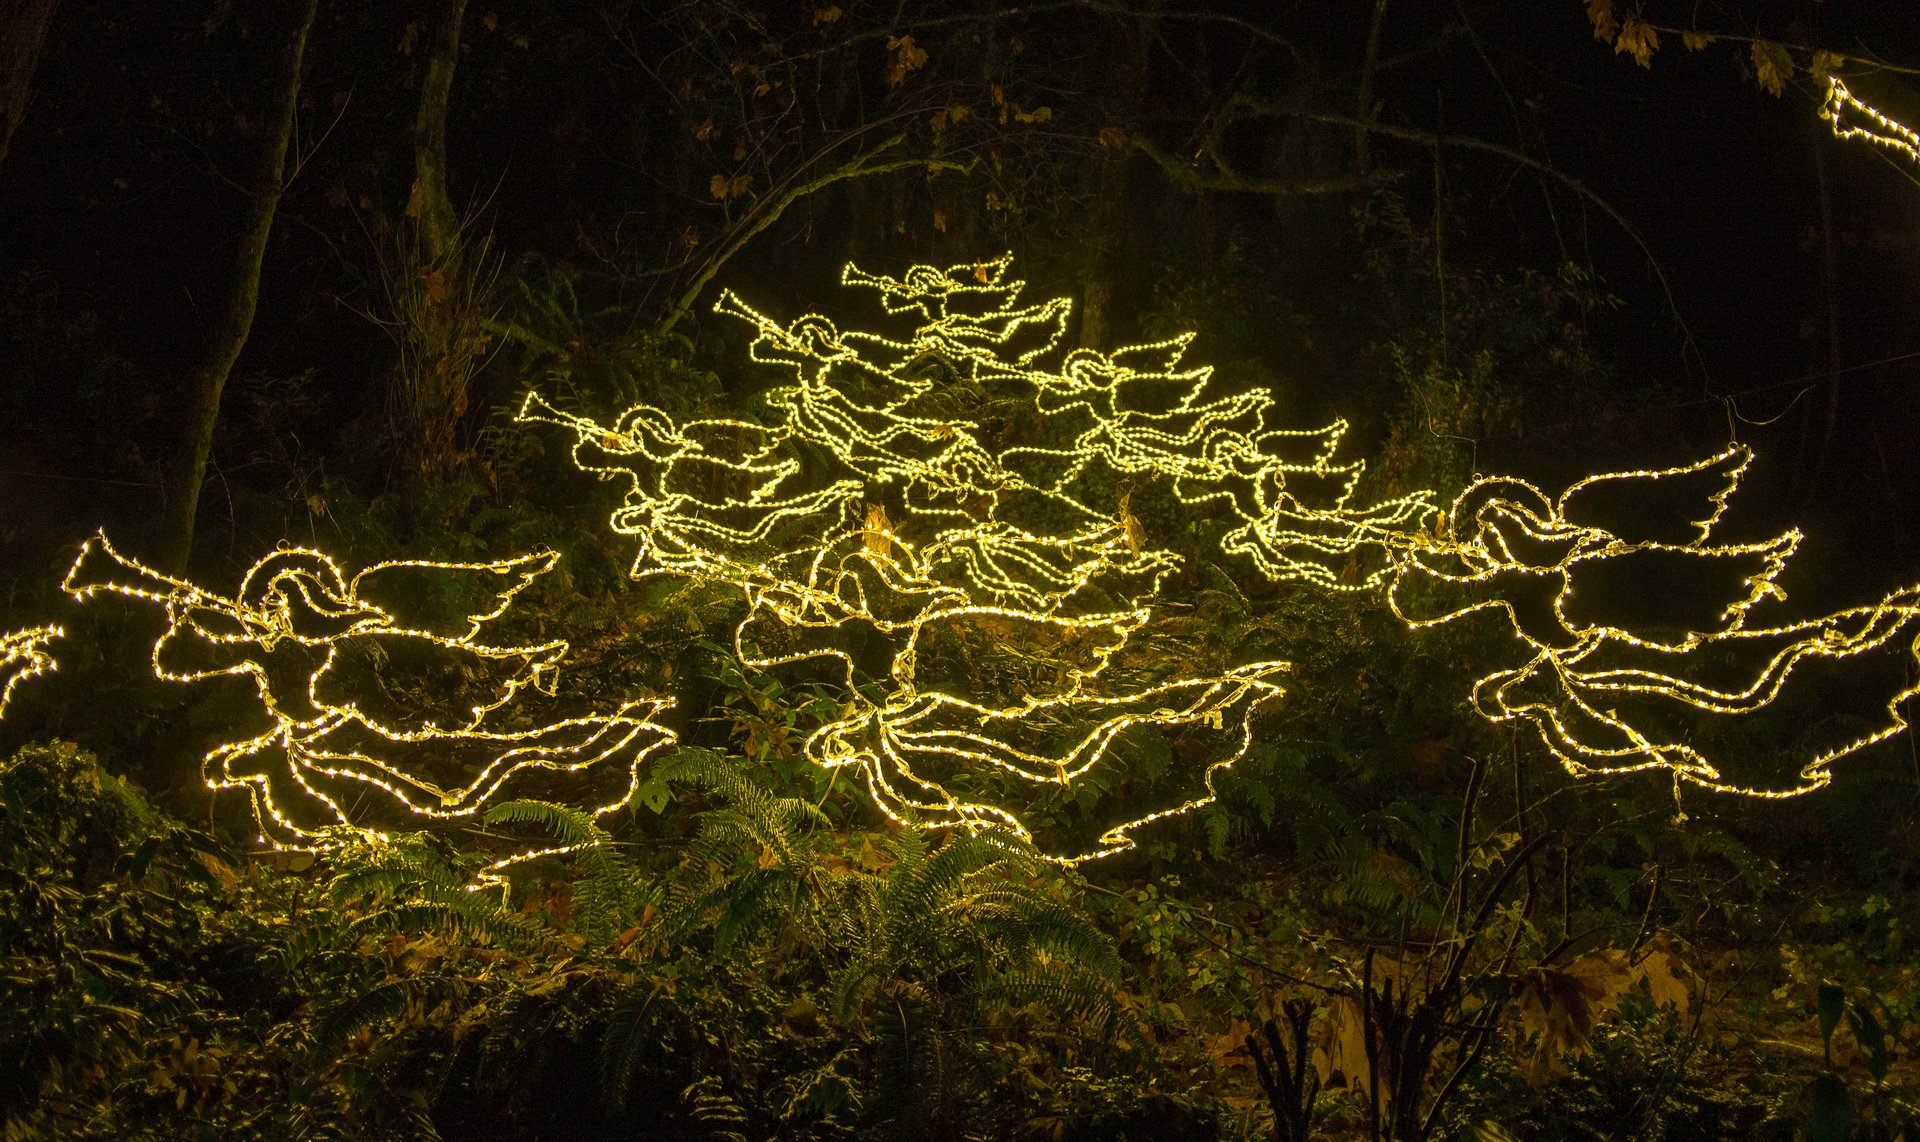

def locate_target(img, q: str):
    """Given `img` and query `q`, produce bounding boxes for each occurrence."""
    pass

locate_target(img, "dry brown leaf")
[709,172,751,201]
[886,34,928,87]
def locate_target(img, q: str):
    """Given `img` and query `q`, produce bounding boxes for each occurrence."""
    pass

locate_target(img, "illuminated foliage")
[61,533,675,882]
[522,256,1439,859]
[0,625,60,721]
[1389,446,1920,797]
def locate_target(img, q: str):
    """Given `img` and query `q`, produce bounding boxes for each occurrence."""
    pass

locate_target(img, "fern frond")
[599,980,664,1113]
[483,798,608,847]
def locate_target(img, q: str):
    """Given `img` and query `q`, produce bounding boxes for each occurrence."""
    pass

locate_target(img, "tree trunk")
[412,0,467,272]
[0,0,61,169]
[391,0,471,484]
[153,0,319,573]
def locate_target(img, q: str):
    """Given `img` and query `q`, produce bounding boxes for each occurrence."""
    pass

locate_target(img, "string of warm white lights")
[1387,446,1920,797]
[0,624,61,720]
[522,256,1408,859]
[62,532,676,886]
[1823,76,1920,167]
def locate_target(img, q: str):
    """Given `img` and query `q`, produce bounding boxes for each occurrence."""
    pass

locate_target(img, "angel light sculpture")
[62,533,675,878]
[1388,446,1920,798]
[523,256,1432,860]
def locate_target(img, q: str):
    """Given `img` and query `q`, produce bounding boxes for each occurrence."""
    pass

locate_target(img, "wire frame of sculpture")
[522,256,1436,859]
[62,533,676,882]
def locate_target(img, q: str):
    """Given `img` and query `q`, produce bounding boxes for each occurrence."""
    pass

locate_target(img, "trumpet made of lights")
[521,256,1403,858]
[62,533,676,881]
[0,624,61,720]
[1823,76,1920,168]
[1388,446,1920,798]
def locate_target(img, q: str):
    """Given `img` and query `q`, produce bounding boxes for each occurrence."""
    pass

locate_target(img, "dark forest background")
[2,2,1920,1138]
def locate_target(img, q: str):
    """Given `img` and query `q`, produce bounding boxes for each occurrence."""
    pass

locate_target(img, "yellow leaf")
[932,209,947,232]
[1584,0,1617,42]
[1752,40,1792,96]
[1613,20,1658,69]
[886,34,928,87]
[1098,126,1130,152]
[710,172,750,201]
[1811,50,1842,77]
[1117,488,1144,554]
[481,11,498,32]
[420,268,447,304]
[1013,104,1052,123]
[865,502,891,557]
[404,179,424,219]
[812,5,842,24]
[1681,30,1715,52]
[695,117,714,141]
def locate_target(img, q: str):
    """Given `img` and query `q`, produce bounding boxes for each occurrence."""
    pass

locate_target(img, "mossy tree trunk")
[154,0,319,573]
[391,0,474,485]
[0,0,60,169]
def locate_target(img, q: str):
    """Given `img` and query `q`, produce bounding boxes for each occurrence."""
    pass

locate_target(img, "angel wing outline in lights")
[1385,446,1920,799]
[521,256,1432,860]
[62,533,676,885]
[0,624,61,720]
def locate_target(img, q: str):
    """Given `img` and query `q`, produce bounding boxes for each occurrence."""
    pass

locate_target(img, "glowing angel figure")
[732,515,1287,862]
[522,256,1339,859]
[63,533,675,869]
[0,624,61,719]
[1389,446,1920,797]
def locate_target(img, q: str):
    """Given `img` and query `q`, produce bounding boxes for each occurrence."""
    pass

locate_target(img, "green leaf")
[1806,1072,1850,1142]
[1816,983,1845,1045]
[1848,1004,1889,1083]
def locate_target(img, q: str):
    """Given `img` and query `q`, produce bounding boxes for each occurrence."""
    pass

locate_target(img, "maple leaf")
[886,34,928,87]
[1681,29,1715,52]
[1584,0,1618,42]
[1752,40,1792,96]
[709,172,751,201]
[1614,20,1658,69]
[812,5,842,25]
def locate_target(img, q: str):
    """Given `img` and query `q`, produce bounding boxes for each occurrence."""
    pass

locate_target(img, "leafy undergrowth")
[5,739,1917,1140]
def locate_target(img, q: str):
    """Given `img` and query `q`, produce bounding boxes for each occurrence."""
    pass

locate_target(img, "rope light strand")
[0,625,61,720]
[1824,76,1920,167]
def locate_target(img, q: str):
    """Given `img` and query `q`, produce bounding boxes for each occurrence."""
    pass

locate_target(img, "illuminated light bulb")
[62,532,677,887]
[1388,445,1920,797]
[1824,76,1920,167]
[520,255,1401,859]
[0,624,61,720]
